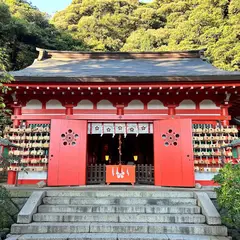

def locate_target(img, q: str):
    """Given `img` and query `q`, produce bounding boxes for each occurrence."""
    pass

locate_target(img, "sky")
[30,0,72,14]
[30,0,150,15]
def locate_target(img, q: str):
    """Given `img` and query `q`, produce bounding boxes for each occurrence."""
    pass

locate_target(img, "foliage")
[0,48,13,137]
[0,0,87,133]
[0,0,240,71]
[213,164,240,229]
[0,152,22,172]
[0,185,20,230]
[0,0,86,70]
[51,0,240,71]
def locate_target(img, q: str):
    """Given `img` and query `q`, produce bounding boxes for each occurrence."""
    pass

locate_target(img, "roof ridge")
[36,48,203,61]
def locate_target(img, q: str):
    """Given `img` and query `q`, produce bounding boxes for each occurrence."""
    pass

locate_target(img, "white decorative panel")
[46,100,64,109]
[115,123,127,135]
[75,100,93,109]
[91,123,103,135]
[147,100,166,109]
[150,123,153,133]
[23,99,42,109]
[127,123,138,134]
[176,100,196,109]
[103,123,114,134]
[138,123,150,134]
[97,100,115,109]
[126,100,144,110]
[18,172,47,180]
[88,123,91,134]
[200,100,220,109]
[88,123,153,136]
[195,172,218,180]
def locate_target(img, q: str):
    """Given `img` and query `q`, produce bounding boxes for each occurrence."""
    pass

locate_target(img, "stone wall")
[0,189,31,240]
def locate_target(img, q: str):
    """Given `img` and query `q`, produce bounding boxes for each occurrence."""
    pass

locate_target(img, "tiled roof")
[10,49,240,82]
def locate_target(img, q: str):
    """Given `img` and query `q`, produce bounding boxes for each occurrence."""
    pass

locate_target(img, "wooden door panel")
[48,120,87,186]
[180,120,195,186]
[154,119,194,187]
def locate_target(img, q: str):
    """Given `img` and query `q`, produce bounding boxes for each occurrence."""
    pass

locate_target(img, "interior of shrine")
[87,134,154,166]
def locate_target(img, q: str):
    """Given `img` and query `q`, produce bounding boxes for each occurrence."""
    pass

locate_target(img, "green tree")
[52,0,139,51]
[0,0,86,70]
[0,48,13,137]
[1,0,240,71]
[214,164,240,229]
[121,28,170,51]
[50,0,240,71]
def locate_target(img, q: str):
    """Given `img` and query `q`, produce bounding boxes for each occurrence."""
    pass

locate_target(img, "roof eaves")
[13,75,240,83]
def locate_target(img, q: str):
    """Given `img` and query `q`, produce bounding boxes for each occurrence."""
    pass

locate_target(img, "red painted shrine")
[3,49,240,186]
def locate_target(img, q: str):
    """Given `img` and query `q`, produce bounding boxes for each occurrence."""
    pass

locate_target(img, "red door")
[154,119,194,187]
[48,120,87,186]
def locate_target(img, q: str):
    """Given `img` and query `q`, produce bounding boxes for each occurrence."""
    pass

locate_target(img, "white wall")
[75,100,94,109]
[200,100,220,109]
[126,100,144,110]
[176,100,196,109]
[46,100,64,109]
[147,100,167,109]
[23,99,42,109]
[97,100,115,110]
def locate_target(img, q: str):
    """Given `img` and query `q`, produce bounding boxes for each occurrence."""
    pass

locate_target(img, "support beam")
[11,114,231,121]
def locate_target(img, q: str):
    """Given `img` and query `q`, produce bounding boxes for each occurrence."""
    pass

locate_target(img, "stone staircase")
[10,190,230,240]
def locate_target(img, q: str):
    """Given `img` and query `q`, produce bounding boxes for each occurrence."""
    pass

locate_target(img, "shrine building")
[4,48,240,187]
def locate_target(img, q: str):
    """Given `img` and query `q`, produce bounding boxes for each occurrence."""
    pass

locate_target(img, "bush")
[213,163,240,229]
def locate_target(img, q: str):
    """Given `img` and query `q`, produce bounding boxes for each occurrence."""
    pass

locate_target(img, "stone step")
[46,190,194,198]
[33,213,206,223]
[11,222,228,236]
[38,204,201,214]
[43,197,197,206]
[15,233,231,240]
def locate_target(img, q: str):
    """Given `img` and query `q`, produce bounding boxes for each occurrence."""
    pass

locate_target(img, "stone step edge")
[33,213,206,223]
[43,197,197,201]
[34,213,205,216]
[11,222,228,236]
[8,233,230,240]
[39,204,200,208]
[38,204,201,214]
[43,198,197,205]
[46,190,195,195]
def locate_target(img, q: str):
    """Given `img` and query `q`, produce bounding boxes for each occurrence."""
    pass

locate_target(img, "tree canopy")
[0,0,86,70]
[52,0,240,71]
[0,0,240,71]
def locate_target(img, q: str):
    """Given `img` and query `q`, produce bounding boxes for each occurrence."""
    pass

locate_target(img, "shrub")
[213,163,240,229]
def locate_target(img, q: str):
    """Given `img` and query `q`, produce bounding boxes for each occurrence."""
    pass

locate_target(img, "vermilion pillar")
[168,104,176,116]
[116,104,124,115]
[221,104,230,126]
[12,104,22,127]
[65,104,74,115]
[7,171,17,185]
